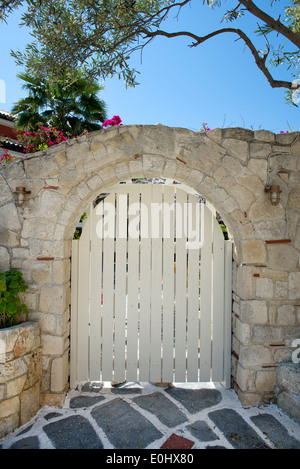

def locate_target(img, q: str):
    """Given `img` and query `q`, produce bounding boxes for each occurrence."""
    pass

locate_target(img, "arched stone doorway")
[0,124,299,408]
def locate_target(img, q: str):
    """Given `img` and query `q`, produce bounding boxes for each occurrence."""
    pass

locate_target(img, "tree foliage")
[11,70,107,135]
[1,0,300,100]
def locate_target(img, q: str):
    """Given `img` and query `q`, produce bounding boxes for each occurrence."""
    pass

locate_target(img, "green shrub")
[0,270,29,328]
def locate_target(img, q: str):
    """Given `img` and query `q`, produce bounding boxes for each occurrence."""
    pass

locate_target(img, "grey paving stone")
[91,398,163,449]
[69,394,105,408]
[133,392,188,427]
[165,388,222,413]
[251,413,300,449]
[16,424,33,435]
[8,436,40,449]
[44,412,63,420]
[187,420,219,442]
[111,387,142,395]
[43,414,104,449]
[208,408,269,449]
[206,445,227,449]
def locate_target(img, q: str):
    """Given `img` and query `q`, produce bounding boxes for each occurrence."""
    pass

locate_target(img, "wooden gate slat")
[139,184,152,381]
[126,184,140,381]
[150,184,163,382]
[77,211,91,382]
[113,188,128,383]
[199,205,212,382]
[211,215,225,381]
[101,193,116,381]
[70,239,79,388]
[162,186,175,382]
[89,203,103,381]
[174,189,187,382]
[224,240,232,388]
[186,196,201,381]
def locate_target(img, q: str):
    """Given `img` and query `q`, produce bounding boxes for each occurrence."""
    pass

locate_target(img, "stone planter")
[0,321,42,439]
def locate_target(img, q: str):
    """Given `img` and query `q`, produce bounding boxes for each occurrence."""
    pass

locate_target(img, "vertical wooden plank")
[70,239,79,388]
[89,203,103,381]
[199,205,213,382]
[174,188,187,382]
[150,184,163,382]
[211,216,225,381]
[223,240,232,389]
[77,212,91,382]
[113,188,128,383]
[139,184,152,381]
[186,195,201,381]
[126,184,140,381]
[162,185,175,382]
[101,193,116,381]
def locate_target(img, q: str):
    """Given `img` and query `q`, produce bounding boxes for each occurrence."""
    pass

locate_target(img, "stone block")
[22,218,56,239]
[0,202,21,231]
[289,272,300,299]
[6,375,27,398]
[234,317,251,344]
[24,156,59,178]
[250,142,272,158]
[38,190,65,218]
[267,244,299,271]
[240,300,268,324]
[51,351,69,393]
[0,396,20,420]
[222,138,249,161]
[255,277,274,299]
[236,363,256,391]
[288,190,300,211]
[241,240,267,265]
[42,334,65,356]
[255,370,276,392]
[20,380,40,426]
[39,285,65,314]
[0,246,10,271]
[252,325,283,343]
[239,345,272,367]
[277,305,296,325]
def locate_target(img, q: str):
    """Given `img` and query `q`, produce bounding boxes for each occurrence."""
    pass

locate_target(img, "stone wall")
[0,321,41,438]
[0,125,299,410]
[274,362,300,424]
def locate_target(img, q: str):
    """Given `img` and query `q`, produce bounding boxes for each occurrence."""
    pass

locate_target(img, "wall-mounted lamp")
[14,186,31,207]
[265,184,281,206]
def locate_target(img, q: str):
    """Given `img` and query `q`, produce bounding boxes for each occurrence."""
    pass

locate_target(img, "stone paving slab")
[1,383,300,450]
[208,408,270,449]
[133,392,188,427]
[91,398,163,449]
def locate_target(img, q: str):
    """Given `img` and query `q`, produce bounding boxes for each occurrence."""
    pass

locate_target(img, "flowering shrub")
[280,127,293,133]
[102,115,123,128]
[0,149,14,163]
[18,123,67,153]
[200,122,211,132]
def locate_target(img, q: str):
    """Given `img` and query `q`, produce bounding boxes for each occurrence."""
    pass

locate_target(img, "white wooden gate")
[71,184,232,388]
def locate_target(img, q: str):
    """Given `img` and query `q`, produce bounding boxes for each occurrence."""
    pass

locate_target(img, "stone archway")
[0,124,299,408]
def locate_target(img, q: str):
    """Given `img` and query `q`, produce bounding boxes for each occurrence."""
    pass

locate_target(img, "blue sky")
[0,0,299,133]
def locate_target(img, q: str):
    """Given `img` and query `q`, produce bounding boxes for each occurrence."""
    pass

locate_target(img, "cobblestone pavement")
[1,383,300,450]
